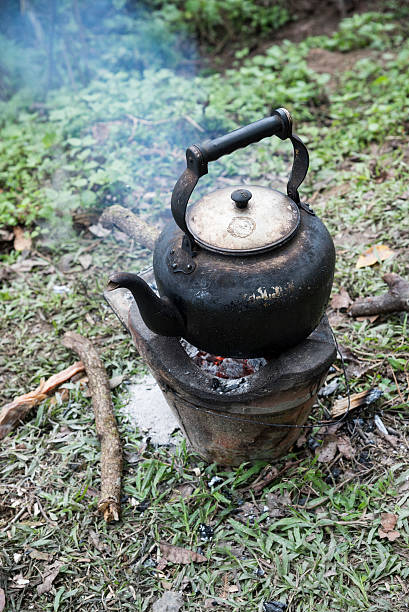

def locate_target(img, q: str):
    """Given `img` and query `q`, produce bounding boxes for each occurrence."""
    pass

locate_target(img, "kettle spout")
[107,272,186,337]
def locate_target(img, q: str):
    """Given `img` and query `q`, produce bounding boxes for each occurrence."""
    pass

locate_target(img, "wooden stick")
[62,332,122,522]
[0,362,84,440]
[100,205,160,251]
[350,273,409,317]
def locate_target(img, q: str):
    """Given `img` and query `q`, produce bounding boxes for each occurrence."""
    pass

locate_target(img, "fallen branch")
[0,362,84,440]
[350,273,409,317]
[100,205,159,251]
[62,332,122,522]
[331,388,382,418]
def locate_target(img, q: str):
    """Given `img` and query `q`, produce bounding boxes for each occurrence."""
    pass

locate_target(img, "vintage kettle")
[108,108,335,358]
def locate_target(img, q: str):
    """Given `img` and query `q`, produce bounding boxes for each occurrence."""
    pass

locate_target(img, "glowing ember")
[181,340,267,379]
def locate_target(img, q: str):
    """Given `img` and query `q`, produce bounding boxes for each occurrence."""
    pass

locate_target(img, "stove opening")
[181,340,267,379]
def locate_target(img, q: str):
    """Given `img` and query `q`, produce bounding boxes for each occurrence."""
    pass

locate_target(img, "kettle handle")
[171,108,309,249]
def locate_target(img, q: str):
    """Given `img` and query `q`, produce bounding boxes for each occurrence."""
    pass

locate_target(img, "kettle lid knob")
[231,189,252,209]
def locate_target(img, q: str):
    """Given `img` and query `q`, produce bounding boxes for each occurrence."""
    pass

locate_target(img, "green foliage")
[0,1,189,100]
[309,12,399,52]
[200,40,329,126]
[155,0,290,45]
[312,39,409,166]
[2,10,409,229]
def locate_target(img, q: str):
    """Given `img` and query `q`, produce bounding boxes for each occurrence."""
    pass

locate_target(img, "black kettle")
[108,108,335,358]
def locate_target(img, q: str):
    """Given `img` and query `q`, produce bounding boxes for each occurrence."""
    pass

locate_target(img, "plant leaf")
[37,561,63,595]
[330,288,352,311]
[316,434,338,463]
[356,244,395,269]
[13,226,32,252]
[152,591,184,612]
[380,512,397,531]
[336,435,355,459]
[378,513,400,540]
[159,542,206,564]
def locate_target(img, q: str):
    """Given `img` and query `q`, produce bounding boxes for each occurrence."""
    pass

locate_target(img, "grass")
[1,8,409,612]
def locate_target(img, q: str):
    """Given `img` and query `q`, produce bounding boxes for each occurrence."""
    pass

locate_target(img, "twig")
[350,273,409,317]
[183,114,204,132]
[35,497,58,527]
[62,332,122,522]
[389,366,405,404]
[100,205,160,251]
[125,113,204,141]
[1,506,28,532]
[0,362,85,440]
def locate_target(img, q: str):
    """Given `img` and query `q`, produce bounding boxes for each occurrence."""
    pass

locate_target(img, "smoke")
[0,1,215,243]
[0,1,290,247]
[0,1,196,97]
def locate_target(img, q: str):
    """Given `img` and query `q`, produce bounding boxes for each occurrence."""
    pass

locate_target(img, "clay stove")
[105,269,336,466]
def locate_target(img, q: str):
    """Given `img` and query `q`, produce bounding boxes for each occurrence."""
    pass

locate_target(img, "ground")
[0,4,408,612]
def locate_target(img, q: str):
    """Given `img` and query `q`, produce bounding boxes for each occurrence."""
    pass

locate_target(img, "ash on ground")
[120,374,180,446]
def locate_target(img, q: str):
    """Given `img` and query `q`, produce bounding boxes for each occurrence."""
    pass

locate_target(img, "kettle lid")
[186,185,300,255]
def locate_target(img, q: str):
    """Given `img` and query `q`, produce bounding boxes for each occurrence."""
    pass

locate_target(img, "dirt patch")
[307,47,377,89]
[241,0,387,63]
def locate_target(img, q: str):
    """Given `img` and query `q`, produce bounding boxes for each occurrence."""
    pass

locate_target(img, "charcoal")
[364,388,382,405]
[198,524,214,541]
[263,601,287,612]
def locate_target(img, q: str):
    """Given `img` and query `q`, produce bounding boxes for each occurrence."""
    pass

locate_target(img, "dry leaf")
[161,580,173,590]
[78,254,93,270]
[336,435,355,459]
[88,223,111,238]
[328,310,345,327]
[152,591,184,612]
[355,315,379,323]
[109,374,124,389]
[380,512,397,531]
[89,530,110,553]
[12,574,30,588]
[251,466,279,493]
[205,599,222,608]
[0,229,13,242]
[172,483,195,499]
[316,434,338,463]
[379,529,400,541]
[13,226,32,252]
[265,491,291,518]
[330,289,352,311]
[0,588,5,612]
[159,542,206,564]
[378,513,400,541]
[156,557,168,572]
[29,549,51,561]
[296,432,307,448]
[356,244,395,269]
[37,561,63,595]
[398,481,409,493]
[10,258,49,273]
